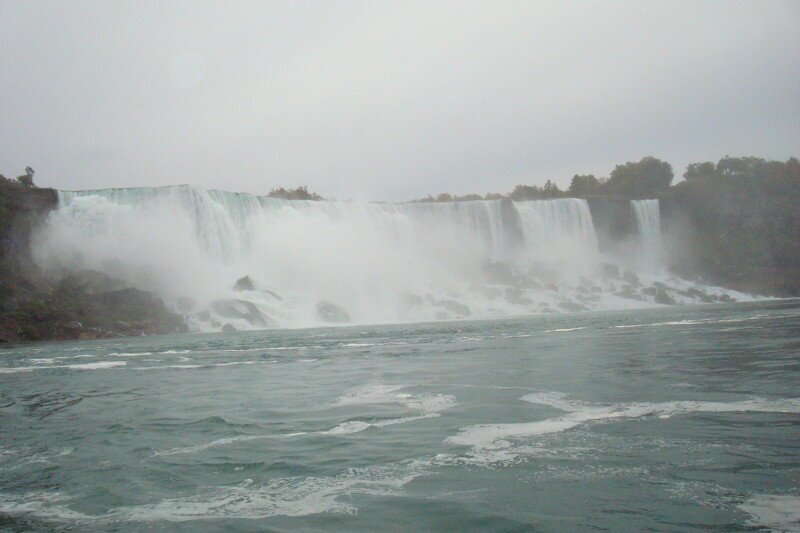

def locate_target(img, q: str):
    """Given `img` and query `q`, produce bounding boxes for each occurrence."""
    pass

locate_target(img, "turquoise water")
[1,301,799,532]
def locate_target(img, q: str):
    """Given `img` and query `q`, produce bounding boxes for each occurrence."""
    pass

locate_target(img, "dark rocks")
[221,323,236,333]
[233,275,256,291]
[616,284,642,300]
[317,301,351,323]
[686,287,714,303]
[210,299,273,328]
[654,288,676,305]
[427,296,472,317]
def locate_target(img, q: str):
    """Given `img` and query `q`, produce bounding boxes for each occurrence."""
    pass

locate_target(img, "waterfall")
[31,186,732,330]
[631,199,664,269]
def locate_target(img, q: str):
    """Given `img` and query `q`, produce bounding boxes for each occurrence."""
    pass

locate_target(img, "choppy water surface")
[1,300,799,532]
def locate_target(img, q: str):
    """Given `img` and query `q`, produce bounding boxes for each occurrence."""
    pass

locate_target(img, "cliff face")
[0,180,57,266]
[585,195,636,253]
[0,180,186,342]
[661,180,800,296]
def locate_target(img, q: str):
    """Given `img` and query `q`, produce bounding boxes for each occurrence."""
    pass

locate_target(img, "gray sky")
[1,0,798,201]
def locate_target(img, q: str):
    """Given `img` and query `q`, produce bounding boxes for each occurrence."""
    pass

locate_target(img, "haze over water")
[0,300,798,531]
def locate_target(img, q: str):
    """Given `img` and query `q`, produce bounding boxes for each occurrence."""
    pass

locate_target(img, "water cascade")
[631,199,664,270]
[32,187,751,330]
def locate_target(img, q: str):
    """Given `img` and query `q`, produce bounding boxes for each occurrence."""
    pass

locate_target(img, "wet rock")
[221,323,237,333]
[680,287,714,303]
[316,301,351,323]
[654,288,676,305]
[233,276,256,291]
[210,299,272,328]
[426,296,471,317]
[718,294,735,303]
[616,284,642,300]
[65,270,127,295]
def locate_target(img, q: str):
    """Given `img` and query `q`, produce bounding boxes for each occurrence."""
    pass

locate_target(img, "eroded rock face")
[316,301,351,323]
[210,299,273,328]
[233,276,256,291]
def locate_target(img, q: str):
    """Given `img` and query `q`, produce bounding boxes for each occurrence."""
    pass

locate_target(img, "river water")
[1,300,799,532]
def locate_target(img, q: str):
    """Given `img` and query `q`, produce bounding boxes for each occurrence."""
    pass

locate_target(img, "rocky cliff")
[0,179,186,342]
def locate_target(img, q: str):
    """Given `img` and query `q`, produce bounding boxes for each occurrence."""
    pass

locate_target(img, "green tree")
[606,156,672,198]
[509,184,541,200]
[16,167,35,187]
[683,162,715,181]
[568,174,601,196]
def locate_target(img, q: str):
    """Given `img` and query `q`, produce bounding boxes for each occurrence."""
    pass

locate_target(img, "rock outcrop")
[0,180,186,342]
[316,301,351,323]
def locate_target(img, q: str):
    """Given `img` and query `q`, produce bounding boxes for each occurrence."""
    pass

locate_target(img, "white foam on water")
[0,491,93,521]
[154,435,268,456]
[340,343,375,347]
[66,361,127,370]
[29,358,56,365]
[161,349,192,354]
[739,495,800,533]
[333,384,457,413]
[446,392,800,465]
[134,364,203,370]
[0,361,126,373]
[321,413,440,436]
[109,352,152,357]
[0,458,435,523]
[615,314,773,329]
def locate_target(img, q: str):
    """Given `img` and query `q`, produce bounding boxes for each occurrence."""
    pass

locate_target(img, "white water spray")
[32,187,752,330]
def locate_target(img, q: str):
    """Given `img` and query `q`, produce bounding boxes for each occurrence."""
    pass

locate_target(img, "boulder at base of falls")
[210,299,273,328]
[316,301,351,323]
[654,288,676,305]
[233,276,256,291]
[427,296,472,317]
[221,323,237,333]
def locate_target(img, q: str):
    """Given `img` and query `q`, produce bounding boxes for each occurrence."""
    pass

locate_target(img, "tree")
[568,174,601,196]
[509,184,541,200]
[683,162,715,181]
[606,156,672,198]
[16,167,35,187]
[540,180,564,198]
[267,185,322,201]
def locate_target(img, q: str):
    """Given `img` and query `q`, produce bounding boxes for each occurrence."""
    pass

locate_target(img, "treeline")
[0,167,37,188]
[267,185,323,201]
[414,155,799,201]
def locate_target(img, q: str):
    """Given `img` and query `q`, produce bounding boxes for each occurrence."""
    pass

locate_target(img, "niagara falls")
[2,2,799,532]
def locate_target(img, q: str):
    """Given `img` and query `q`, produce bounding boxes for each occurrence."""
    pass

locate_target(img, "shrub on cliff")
[267,186,322,201]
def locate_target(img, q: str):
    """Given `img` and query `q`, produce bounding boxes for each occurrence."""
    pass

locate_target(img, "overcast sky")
[1,1,798,201]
